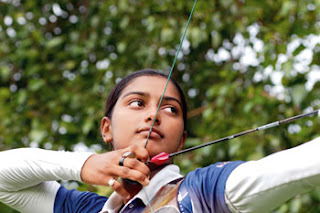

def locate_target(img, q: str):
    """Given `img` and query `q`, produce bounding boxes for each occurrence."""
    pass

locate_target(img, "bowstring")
[143,1,197,212]
[143,187,155,213]
[144,0,198,149]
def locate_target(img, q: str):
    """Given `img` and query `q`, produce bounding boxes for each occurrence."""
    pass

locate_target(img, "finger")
[121,157,150,177]
[111,166,150,186]
[124,145,149,163]
[108,178,131,201]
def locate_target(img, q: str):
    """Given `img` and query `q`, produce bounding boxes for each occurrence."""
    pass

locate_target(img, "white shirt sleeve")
[225,136,320,213]
[0,148,93,213]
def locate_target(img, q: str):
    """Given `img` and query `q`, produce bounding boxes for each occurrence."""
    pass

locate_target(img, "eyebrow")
[163,96,183,109]
[122,91,148,99]
[121,91,183,108]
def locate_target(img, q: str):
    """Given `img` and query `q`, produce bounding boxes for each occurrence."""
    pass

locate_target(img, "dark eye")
[129,100,143,107]
[164,106,178,114]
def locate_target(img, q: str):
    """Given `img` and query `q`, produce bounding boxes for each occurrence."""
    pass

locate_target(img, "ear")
[101,117,113,144]
[178,131,187,151]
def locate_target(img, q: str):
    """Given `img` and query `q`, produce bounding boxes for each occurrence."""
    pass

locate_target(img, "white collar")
[99,164,182,213]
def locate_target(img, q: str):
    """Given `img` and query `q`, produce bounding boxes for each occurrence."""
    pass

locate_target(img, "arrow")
[149,109,320,165]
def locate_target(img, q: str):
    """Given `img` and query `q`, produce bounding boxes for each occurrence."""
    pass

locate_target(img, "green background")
[1,0,320,212]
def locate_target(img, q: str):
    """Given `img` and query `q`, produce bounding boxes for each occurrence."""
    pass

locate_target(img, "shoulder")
[54,185,108,213]
[178,161,244,213]
[185,161,244,182]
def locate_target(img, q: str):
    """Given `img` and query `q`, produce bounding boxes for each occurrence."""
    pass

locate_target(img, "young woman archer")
[1,69,320,213]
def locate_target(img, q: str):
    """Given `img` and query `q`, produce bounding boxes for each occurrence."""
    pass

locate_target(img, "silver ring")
[108,178,116,187]
[122,151,135,158]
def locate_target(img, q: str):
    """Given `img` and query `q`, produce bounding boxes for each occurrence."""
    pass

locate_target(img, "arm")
[0,145,151,213]
[225,136,320,213]
[0,148,92,213]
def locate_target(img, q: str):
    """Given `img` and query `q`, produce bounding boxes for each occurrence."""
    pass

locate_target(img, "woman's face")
[101,75,186,157]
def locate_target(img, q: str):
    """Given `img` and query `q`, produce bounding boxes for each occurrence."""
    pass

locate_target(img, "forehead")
[120,75,181,99]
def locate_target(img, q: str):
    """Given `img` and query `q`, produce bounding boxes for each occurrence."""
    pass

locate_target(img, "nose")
[145,110,161,125]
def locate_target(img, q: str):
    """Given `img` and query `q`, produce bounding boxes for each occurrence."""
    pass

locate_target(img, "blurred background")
[1,0,320,212]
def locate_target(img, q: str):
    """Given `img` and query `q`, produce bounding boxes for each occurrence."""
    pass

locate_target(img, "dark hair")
[104,69,187,130]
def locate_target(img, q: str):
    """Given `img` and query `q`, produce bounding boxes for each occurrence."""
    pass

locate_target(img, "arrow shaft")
[169,109,319,158]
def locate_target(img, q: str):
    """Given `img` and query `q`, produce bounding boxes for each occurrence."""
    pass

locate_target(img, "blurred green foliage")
[0,0,320,212]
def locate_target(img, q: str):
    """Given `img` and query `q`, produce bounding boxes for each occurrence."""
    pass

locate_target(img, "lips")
[137,127,164,139]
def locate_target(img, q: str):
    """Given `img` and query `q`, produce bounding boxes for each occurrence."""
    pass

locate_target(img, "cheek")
[164,119,184,144]
[166,118,184,132]
[111,106,132,127]
[109,109,139,148]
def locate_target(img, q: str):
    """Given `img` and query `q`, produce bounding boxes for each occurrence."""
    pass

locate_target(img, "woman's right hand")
[80,145,150,200]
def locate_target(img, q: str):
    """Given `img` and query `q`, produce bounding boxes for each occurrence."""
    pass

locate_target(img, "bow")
[138,1,320,211]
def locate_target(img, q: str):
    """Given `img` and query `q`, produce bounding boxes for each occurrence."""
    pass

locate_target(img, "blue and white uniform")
[1,137,320,213]
[54,162,242,213]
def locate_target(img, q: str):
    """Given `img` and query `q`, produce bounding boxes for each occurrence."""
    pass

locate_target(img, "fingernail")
[126,195,131,200]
